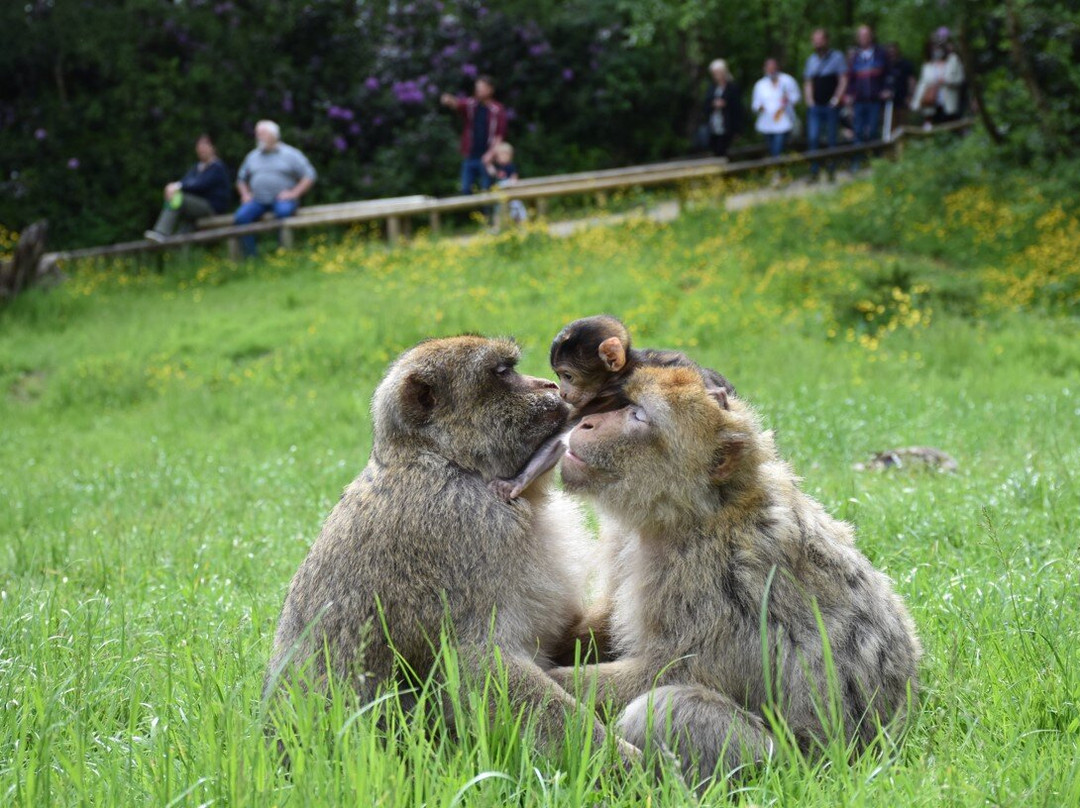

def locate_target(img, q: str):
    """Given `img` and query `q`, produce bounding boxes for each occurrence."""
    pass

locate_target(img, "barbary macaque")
[264,336,639,768]
[550,366,921,788]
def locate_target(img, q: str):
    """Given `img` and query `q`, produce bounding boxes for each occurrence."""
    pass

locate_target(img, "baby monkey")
[490,315,735,501]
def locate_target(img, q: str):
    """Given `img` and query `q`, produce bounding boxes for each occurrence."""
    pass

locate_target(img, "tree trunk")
[0,221,63,303]
[956,20,1004,145]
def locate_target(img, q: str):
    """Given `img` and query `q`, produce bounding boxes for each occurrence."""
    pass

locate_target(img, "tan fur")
[553,367,921,788]
[264,336,637,765]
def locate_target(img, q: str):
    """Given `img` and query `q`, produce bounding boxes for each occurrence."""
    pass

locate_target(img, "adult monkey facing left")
[264,336,640,767]
[551,367,921,787]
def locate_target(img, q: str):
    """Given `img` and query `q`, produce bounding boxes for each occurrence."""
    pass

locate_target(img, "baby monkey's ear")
[597,336,627,372]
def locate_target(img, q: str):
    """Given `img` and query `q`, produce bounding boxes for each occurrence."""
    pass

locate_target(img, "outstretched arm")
[489,434,566,501]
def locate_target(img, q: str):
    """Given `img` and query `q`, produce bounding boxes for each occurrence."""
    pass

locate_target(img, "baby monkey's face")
[553,365,606,409]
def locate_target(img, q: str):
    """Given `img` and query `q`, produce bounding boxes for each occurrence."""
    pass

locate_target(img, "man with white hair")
[234,120,317,257]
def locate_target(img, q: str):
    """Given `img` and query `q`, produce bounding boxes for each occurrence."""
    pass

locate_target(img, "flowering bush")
[1,0,696,249]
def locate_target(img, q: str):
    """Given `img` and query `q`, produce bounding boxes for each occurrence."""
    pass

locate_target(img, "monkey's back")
[632,348,734,395]
[616,459,920,749]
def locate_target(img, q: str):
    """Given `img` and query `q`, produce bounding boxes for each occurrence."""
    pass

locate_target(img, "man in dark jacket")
[145,134,231,241]
[702,59,742,158]
[847,24,892,168]
[440,76,508,195]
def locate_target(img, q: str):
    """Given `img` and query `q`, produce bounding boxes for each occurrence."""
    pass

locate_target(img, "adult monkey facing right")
[264,336,638,768]
[551,367,921,787]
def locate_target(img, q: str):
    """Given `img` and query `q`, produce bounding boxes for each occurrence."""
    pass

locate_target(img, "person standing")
[911,29,966,126]
[885,42,917,135]
[752,58,800,159]
[145,134,231,241]
[702,59,743,158]
[803,29,849,180]
[234,120,317,257]
[440,76,508,195]
[847,24,892,169]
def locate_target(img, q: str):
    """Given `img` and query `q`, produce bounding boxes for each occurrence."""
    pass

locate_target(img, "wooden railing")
[40,119,973,266]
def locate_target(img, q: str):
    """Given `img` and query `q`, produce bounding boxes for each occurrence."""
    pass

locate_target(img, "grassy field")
[2,141,1079,805]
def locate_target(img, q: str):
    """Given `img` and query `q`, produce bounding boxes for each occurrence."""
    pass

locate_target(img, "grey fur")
[264,336,637,764]
[551,366,922,789]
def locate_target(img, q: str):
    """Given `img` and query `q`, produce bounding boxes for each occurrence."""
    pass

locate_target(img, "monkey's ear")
[598,337,627,372]
[399,372,437,425]
[710,438,745,482]
[708,387,730,411]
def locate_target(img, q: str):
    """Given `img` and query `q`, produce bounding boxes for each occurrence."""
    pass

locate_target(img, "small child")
[487,142,527,223]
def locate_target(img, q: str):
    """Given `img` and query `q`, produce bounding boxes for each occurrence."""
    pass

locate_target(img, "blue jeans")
[234,198,298,257]
[852,101,882,169]
[460,157,493,196]
[765,132,787,158]
[807,105,839,176]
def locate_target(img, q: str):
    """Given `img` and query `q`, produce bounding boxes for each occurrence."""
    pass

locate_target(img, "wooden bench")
[37,119,973,267]
[195,194,436,256]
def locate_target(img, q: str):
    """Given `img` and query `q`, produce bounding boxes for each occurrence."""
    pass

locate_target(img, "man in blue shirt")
[803,29,848,181]
[234,120,317,257]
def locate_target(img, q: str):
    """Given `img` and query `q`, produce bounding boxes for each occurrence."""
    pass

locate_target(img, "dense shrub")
[1,0,704,249]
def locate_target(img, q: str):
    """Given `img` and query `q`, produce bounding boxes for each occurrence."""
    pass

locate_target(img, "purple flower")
[348,122,362,135]
[328,105,355,120]
[527,122,538,133]
[67,157,80,170]
[468,39,481,53]
[34,128,47,141]
[333,136,347,152]
[562,68,574,81]
[282,92,294,112]
[392,80,425,104]
[364,76,380,91]
[462,63,478,78]
[441,45,458,58]
[373,115,384,126]
[528,43,550,57]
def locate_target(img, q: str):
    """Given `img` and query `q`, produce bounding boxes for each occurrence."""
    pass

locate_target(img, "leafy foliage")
[2,0,1077,249]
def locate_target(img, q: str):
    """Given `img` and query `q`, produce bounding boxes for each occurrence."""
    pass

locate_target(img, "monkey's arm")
[548,659,659,718]
[462,646,642,767]
[489,434,567,501]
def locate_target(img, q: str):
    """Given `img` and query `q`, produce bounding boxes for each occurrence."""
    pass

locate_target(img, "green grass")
[2,144,1079,805]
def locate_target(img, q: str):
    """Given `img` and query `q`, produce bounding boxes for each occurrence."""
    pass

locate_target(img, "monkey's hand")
[489,435,567,501]
[488,478,521,502]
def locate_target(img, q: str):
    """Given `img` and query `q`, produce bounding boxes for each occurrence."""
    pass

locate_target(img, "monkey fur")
[264,336,639,766]
[550,366,921,787]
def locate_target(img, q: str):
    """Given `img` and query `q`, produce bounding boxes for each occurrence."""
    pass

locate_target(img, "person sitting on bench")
[145,134,231,242]
[233,120,317,257]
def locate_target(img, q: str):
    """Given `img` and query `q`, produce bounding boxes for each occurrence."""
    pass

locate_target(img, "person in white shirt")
[752,58,801,157]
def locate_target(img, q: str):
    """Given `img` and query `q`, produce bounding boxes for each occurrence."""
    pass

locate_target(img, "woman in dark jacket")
[145,134,231,241]
[702,59,743,157]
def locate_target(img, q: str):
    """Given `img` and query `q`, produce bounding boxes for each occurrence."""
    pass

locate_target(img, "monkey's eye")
[559,372,574,383]
[630,407,649,423]
[494,363,514,376]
